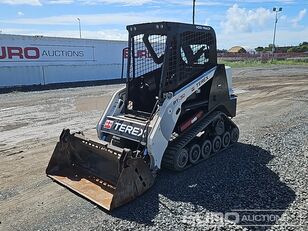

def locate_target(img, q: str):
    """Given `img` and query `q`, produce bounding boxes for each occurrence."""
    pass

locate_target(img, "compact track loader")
[46,22,239,211]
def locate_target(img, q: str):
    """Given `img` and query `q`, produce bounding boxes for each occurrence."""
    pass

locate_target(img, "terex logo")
[0,47,40,60]
[104,119,114,129]
[114,122,144,137]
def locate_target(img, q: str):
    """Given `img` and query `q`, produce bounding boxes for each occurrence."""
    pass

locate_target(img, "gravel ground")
[0,65,307,230]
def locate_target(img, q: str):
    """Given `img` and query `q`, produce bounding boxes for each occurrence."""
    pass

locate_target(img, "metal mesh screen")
[130,34,167,78]
[165,31,215,90]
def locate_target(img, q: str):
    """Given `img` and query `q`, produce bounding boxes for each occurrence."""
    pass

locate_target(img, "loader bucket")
[46,129,155,211]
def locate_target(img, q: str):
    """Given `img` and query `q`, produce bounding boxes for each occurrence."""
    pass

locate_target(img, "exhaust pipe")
[46,129,155,210]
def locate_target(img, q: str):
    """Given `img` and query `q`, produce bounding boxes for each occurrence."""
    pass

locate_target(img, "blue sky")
[0,0,307,49]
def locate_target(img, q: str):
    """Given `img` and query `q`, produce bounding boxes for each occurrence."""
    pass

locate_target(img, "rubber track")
[162,111,237,170]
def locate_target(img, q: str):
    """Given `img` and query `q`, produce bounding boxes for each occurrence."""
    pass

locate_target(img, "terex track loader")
[46,22,239,211]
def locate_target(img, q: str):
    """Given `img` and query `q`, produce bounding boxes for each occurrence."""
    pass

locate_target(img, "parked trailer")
[0,34,127,90]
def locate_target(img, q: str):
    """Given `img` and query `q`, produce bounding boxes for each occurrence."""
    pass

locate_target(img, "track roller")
[212,135,222,153]
[230,127,239,143]
[201,139,212,159]
[188,144,201,164]
[173,148,189,171]
[214,118,225,135]
[222,131,231,148]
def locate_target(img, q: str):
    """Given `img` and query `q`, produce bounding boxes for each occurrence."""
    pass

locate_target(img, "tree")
[255,46,264,52]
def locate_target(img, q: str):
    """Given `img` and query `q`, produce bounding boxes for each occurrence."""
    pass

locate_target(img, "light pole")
[77,18,82,38]
[192,0,196,24]
[272,7,282,54]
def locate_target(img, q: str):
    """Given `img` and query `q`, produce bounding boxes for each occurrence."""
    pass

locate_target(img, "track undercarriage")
[162,111,239,171]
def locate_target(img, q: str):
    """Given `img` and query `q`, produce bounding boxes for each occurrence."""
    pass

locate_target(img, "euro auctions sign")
[0,44,95,63]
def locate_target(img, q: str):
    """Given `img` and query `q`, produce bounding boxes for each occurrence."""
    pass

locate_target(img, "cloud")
[46,0,74,4]
[17,11,24,16]
[0,0,74,6]
[234,0,295,3]
[2,28,127,40]
[0,11,176,26]
[0,0,75,5]
[217,28,308,49]
[0,0,41,5]
[79,0,153,6]
[221,4,272,33]
[161,0,227,6]
[3,26,307,49]
[291,9,307,27]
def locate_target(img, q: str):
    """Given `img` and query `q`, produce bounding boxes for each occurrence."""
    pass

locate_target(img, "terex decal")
[102,119,145,138]
[113,122,144,137]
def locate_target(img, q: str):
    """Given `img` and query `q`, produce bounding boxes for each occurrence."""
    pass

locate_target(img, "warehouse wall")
[0,34,127,88]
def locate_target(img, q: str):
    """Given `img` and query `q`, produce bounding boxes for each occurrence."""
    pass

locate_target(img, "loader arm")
[148,66,217,168]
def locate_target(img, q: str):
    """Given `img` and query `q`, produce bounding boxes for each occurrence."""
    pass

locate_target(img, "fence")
[218,52,307,62]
